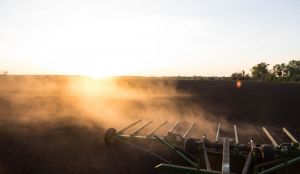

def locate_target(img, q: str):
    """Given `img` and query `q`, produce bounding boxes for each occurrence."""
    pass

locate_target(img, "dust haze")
[0,75,234,140]
[2,75,298,173]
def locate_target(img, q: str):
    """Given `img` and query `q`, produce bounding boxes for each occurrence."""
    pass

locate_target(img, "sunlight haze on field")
[0,0,300,77]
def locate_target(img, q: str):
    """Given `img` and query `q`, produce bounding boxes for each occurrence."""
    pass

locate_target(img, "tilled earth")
[0,77,300,174]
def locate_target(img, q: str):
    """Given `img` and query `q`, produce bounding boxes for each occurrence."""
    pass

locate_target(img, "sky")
[0,0,300,77]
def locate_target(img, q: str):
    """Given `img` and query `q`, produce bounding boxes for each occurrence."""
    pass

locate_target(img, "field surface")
[0,76,300,174]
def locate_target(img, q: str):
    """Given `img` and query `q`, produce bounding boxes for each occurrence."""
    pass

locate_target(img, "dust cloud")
[0,75,237,140]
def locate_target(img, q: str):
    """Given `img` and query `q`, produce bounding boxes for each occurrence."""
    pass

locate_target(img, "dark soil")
[0,77,300,174]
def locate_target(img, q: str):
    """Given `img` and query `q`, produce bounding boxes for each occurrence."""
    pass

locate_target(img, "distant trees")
[231,70,250,80]
[273,63,287,78]
[175,59,300,82]
[287,60,300,81]
[250,62,270,80]
[249,60,300,82]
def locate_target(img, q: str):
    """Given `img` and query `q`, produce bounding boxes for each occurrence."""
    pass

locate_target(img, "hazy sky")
[0,0,300,76]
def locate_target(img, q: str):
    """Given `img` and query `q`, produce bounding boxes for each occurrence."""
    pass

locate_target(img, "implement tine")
[283,127,298,143]
[130,120,153,136]
[242,150,253,174]
[117,119,142,134]
[222,137,230,174]
[242,139,256,174]
[147,121,168,137]
[234,124,239,144]
[216,123,221,142]
[262,127,278,146]
[203,143,211,170]
[183,122,196,138]
[168,121,180,133]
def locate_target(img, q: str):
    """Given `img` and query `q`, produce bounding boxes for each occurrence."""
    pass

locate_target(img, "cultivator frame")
[104,120,300,174]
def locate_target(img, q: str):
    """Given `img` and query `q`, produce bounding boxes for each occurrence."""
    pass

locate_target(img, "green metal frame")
[105,120,300,174]
[255,156,300,174]
[155,164,222,174]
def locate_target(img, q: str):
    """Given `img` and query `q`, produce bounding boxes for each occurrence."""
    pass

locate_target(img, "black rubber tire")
[104,128,117,146]
[184,138,198,155]
[260,144,276,162]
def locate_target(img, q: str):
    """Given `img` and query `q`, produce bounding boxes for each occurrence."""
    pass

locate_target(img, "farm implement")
[104,120,300,174]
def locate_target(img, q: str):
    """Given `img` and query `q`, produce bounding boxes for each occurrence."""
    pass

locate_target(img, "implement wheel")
[260,144,275,162]
[104,128,117,146]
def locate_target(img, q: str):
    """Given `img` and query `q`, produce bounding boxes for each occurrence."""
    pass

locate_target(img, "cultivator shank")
[104,120,300,174]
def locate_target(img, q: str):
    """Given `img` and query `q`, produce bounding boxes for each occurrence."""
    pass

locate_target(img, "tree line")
[231,60,300,82]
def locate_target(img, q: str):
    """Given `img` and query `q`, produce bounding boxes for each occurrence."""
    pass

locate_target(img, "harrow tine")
[202,143,211,170]
[183,122,196,138]
[234,124,239,144]
[242,140,256,174]
[168,121,180,133]
[283,127,299,143]
[147,121,168,137]
[222,137,230,174]
[242,150,253,174]
[130,120,153,136]
[216,123,221,142]
[262,127,278,146]
[117,119,142,134]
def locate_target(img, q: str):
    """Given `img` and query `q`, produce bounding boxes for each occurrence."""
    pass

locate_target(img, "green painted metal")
[202,143,211,170]
[155,164,221,174]
[257,156,300,174]
[242,150,253,174]
[254,160,281,174]
[222,137,230,174]
[154,135,199,168]
[109,121,300,174]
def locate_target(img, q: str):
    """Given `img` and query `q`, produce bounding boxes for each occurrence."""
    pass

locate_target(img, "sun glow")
[3,1,299,76]
[25,16,165,77]
[36,55,141,78]
[5,1,209,77]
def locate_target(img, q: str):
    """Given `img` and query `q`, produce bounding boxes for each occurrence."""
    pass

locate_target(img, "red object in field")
[236,80,242,88]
